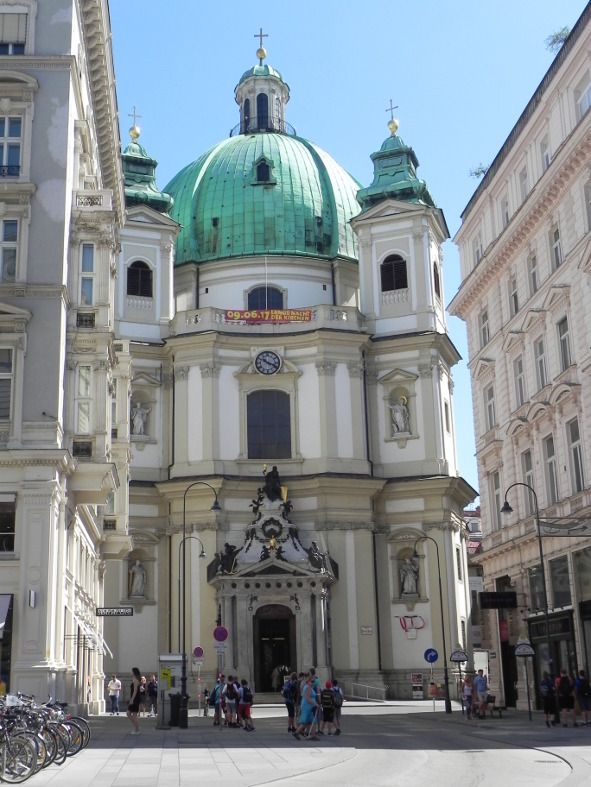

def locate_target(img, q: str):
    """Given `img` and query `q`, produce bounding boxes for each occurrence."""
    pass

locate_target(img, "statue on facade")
[389,396,410,435]
[263,465,282,501]
[131,402,151,435]
[399,555,419,595]
[129,559,147,597]
[219,543,241,573]
[307,541,328,572]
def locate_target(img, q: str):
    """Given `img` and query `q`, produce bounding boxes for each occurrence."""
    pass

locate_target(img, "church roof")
[122,127,173,214]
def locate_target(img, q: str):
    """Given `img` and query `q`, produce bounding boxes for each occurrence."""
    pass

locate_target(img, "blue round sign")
[424,648,439,664]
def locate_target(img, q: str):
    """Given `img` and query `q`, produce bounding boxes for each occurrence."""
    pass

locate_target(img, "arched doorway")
[253,604,296,692]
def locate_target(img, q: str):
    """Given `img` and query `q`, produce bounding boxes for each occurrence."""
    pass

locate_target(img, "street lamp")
[500,482,552,679]
[413,535,452,714]
[179,481,221,729]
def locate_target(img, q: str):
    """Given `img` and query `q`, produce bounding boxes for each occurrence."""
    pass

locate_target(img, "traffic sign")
[193,646,204,658]
[424,648,438,663]
[515,641,535,657]
[214,643,227,653]
[213,626,228,642]
[450,649,468,663]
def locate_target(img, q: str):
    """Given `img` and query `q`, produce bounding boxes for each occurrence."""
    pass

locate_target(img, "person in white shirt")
[107,674,122,715]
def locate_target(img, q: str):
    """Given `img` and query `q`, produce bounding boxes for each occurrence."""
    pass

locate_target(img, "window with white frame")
[472,233,483,266]
[0,218,17,281]
[0,347,13,419]
[527,253,539,295]
[557,316,571,372]
[479,308,490,348]
[500,195,509,229]
[0,116,21,176]
[0,11,26,55]
[76,364,92,434]
[489,470,502,530]
[540,137,551,171]
[0,500,15,551]
[543,434,559,504]
[484,383,496,430]
[80,243,94,305]
[521,449,535,515]
[575,71,591,121]
[567,417,585,494]
[550,226,562,270]
[456,547,463,581]
[534,337,547,389]
[518,166,528,202]
[514,355,526,407]
[509,274,519,317]
[433,262,441,299]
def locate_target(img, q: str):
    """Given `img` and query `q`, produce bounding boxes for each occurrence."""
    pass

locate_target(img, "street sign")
[424,648,438,663]
[515,641,535,657]
[214,643,227,653]
[450,649,468,663]
[193,646,204,658]
[96,607,133,616]
[213,626,228,642]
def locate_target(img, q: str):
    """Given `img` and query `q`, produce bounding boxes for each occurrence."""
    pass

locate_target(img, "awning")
[74,614,113,658]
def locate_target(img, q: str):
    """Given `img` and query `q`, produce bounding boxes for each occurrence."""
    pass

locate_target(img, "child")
[238,679,255,731]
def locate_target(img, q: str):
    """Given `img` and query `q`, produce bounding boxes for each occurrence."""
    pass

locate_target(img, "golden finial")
[254,27,269,64]
[128,106,142,142]
[385,99,399,136]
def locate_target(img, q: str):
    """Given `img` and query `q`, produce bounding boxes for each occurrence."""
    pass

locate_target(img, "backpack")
[226,682,238,701]
[242,686,253,704]
[208,684,220,707]
[333,687,343,707]
[282,681,296,703]
[320,688,335,709]
[558,675,571,699]
[579,678,591,698]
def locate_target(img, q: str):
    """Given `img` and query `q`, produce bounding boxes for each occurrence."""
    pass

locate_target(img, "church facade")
[0,0,474,709]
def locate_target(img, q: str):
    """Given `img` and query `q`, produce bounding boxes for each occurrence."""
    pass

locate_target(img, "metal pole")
[524,659,532,722]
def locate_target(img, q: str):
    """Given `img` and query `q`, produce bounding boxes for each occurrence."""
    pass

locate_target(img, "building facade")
[450,3,591,706]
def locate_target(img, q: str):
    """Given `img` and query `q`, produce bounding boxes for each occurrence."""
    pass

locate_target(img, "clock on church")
[254,350,282,375]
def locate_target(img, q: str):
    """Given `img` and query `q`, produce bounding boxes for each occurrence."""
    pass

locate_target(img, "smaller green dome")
[237,63,287,88]
[122,131,173,214]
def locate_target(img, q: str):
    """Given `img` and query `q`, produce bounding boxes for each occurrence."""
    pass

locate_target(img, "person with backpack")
[332,679,343,735]
[575,669,591,726]
[281,671,298,732]
[223,675,239,727]
[238,678,255,731]
[539,671,556,727]
[319,680,336,734]
[210,676,224,726]
[292,673,319,741]
[555,669,575,727]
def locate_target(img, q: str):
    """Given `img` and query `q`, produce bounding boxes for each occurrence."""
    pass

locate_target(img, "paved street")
[29,702,591,786]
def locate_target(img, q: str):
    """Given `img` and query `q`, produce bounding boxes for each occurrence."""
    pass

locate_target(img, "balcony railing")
[74,189,113,211]
[229,117,297,137]
[0,165,19,177]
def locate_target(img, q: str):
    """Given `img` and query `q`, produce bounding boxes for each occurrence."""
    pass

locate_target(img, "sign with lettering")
[224,309,312,324]
[479,591,517,609]
[96,607,134,616]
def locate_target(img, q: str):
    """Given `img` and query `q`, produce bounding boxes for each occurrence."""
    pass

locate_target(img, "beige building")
[450,5,591,706]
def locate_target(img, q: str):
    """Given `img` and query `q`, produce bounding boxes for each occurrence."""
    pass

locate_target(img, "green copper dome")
[237,63,286,87]
[165,133,361,265]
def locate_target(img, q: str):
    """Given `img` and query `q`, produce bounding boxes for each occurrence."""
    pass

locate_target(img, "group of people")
[540,668,591,728]
[107,670,158,734]
[206,674,255,731]
[281,668,344,740]
[461,669,489,720]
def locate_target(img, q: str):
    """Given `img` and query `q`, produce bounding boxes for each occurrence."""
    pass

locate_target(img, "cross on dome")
[128,105,142,140]
[254,26,268,64]
[385,99,399,136]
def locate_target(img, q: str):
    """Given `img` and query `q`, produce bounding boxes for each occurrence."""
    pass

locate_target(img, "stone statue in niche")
[129,559,147,597]
[399,555,419,596]
[263,465,282,502]
[389,395,410,435]
[131,402,151,435]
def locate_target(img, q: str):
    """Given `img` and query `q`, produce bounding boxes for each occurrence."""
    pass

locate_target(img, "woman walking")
[127,667,141,735]
[293,674,319,741]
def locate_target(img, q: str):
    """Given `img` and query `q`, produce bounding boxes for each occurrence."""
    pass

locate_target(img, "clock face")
[255,351,282,375]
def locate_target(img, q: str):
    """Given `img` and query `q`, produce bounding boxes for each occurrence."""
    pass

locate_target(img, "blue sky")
[109,0,587,494]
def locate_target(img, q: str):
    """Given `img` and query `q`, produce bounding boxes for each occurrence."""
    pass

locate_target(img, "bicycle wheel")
[48,724,67,766]
[12,733,46,774]
[0,736,37,783]
[39,727,58,768]
[69,716,91,748]
[62,721,84,757]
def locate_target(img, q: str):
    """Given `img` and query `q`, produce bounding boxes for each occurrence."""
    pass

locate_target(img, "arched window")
[247,390,291,458]
[248,286,283,310]
[256,160,270,182]
[127,260,153,297]
[243,98,251,133]
[256,93,269,130]
[380,254,408,292]
[433,263,441,298]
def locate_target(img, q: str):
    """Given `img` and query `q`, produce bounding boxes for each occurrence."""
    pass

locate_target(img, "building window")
[534,337,547,390]
[0,116,21,176]
[528,566,545,611]
[489,470,502,530]
[248,286,283,310]
[514,355,526,407]
[575,72,591,121]
[380,255,408,292]
[472,233,483,265]
[0,13,26,55]
[444,401,450,432]
[557,317,571,372]
[76,365,92,434]
[540,137,551,171]
[433,263,441,299]
[508,274,519,317]
[256,160,270,182]
[550,556,571,607]
[256,92,269,130]
[484,384,496,430]
[127,260,153,297]
[80,243,94,305]
[550,226,562,270]
[527,253,539,295]
[521,449,535,515]
[500,195,509,229]
[0,219,17,281]
[567,417,585,494]
[247,390,291,459]
[543,434,559,504]
[0,501,15,552]
[456,547,463,581]
[479,309,490,348]
[518,166,528,202]
[0,348,13,419]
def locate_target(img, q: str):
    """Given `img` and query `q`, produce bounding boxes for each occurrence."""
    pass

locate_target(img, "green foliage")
[469,164,488,179]
[545,27,570,53]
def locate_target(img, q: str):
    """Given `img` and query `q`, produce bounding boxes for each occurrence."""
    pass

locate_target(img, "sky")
[108,0,588,495]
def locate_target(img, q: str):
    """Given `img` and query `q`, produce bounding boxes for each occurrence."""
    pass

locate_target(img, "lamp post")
[500,483,552,679]
[413,535,452,714]
[179,481,221,729]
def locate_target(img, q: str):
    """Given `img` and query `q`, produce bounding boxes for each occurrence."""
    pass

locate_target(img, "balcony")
[73,189,113,212]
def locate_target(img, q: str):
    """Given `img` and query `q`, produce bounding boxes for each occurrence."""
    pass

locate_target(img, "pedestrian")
[293,674,319,741]
[320,680,336,734]
[127,667,141,734]
[575,670,591,726]
[211,674,224,726]
[147,673,158,717]
[309,667,322,734]
[462,674,474,720]
[540,671,555,728]
[555,669,575,727]
[332,679,343,735]
[238,678,255,731]
[107,674,121,715]
[223,675,239,727]
[282,671,298,732]
[138,675,148,716]
[473,669,488,719]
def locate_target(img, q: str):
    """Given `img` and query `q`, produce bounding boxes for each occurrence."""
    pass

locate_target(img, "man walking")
[473,669,488,719]
[108,674,121,715]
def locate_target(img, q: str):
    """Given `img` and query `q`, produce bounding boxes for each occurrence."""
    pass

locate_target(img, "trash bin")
[169,692,181,726]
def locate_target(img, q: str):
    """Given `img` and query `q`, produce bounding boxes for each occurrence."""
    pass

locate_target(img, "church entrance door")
[253,604,296,692]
